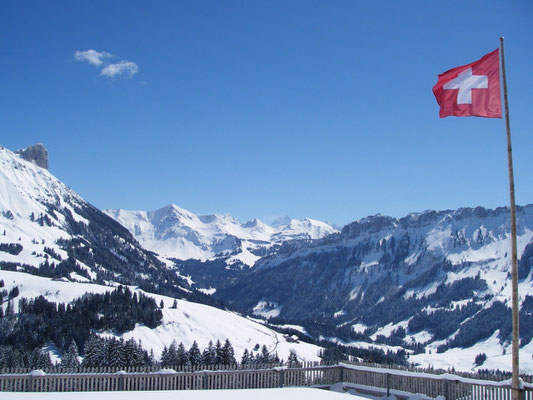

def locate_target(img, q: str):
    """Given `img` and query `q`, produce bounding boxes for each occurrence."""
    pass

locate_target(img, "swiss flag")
[433,49,501,118]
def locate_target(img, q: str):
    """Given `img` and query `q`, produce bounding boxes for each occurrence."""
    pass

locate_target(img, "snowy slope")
[0,144,207,301]
[0,270,321,363]
[0,145,86,270]
[105,205,337,266]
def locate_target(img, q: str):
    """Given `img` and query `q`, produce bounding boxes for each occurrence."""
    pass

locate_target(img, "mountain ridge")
[105,204,338,266]
[204,203,533,372]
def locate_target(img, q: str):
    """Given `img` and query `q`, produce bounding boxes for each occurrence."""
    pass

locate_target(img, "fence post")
[28,374,33,392]
[118,372,125,391]
[202,372,208,390]
[279,369,285,388]
[339,366,345,383]
[444,379,450,400]
[386,373,390,396]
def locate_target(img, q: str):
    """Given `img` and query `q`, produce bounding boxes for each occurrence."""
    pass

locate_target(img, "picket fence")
[1,362,533,400]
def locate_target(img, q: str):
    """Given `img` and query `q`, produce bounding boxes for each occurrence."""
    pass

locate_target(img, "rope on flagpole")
[500,36,521,400]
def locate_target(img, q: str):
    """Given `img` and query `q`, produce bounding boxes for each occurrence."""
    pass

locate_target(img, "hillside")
[210,206,533,372]
[0,269,321,363]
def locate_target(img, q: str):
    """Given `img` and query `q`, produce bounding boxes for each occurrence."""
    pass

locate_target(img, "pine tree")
[160,299,164,309]
[82,335,104,367]
[258,345,270,364]
[214,340,223,365]
[177,342,188,366]
[38,350,53,369]
[241,349,251,366]
[148,349,156,367]
[201,341,216,365]
[7,348,24,368]
[160,345,171,367]
[117,338,128,368]
[167,340,179,366]
[124,338,144,367]
[61,340,81,368]
[28,348,41,369]
[188,341,202,366]
[222,339,236,365]
[105,338,126,368]
[171,299,178,309]
[287,350,300,367]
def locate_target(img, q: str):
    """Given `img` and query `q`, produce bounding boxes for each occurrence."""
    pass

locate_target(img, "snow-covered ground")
[0,270,322,363]
[0,387,359,400]
[326,333,533,374]
[411,330,533,374]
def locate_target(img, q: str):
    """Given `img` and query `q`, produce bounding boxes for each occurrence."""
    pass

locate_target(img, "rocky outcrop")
[16,143,48,169]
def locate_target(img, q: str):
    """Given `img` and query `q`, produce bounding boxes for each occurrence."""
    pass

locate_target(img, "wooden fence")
[0,362,292,375]
[2,360,530,383]
[0,365,339,392]
[1,362,533,400]
[340,363,533,400]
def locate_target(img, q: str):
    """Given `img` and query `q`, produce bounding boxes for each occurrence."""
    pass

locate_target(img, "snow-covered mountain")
[0,144,195,298]
[210,205,533,373]
[105,205,337,266]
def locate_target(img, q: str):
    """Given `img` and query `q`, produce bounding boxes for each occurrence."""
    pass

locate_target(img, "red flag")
[433,49,501,118]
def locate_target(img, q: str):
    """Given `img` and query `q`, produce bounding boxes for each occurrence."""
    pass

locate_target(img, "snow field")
[411,330,533,374]
[0,387,360,400]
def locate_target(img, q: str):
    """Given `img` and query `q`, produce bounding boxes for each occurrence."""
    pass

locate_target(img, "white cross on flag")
[433,49,501,118]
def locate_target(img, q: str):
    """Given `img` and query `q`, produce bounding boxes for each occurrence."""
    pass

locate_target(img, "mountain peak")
[15,143,48,170]
[270,215,292,227]
[242,218,261,228]
[156,203,196,218]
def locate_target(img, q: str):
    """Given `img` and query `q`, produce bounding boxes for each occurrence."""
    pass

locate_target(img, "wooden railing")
[1,362,532,399]
[0,365,340,392]
[340,363,533,400]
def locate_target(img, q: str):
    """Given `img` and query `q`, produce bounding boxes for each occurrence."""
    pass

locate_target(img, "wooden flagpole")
[500,36,520,400]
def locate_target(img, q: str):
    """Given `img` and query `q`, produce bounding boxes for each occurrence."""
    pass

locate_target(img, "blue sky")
[2,1,532,226]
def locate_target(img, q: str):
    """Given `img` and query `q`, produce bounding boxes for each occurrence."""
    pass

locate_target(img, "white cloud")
[74,50,111,67]
[99,61,139,78]
[74,49,139,79]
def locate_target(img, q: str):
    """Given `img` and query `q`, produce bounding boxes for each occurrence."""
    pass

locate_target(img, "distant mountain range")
[105,205,337,266]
